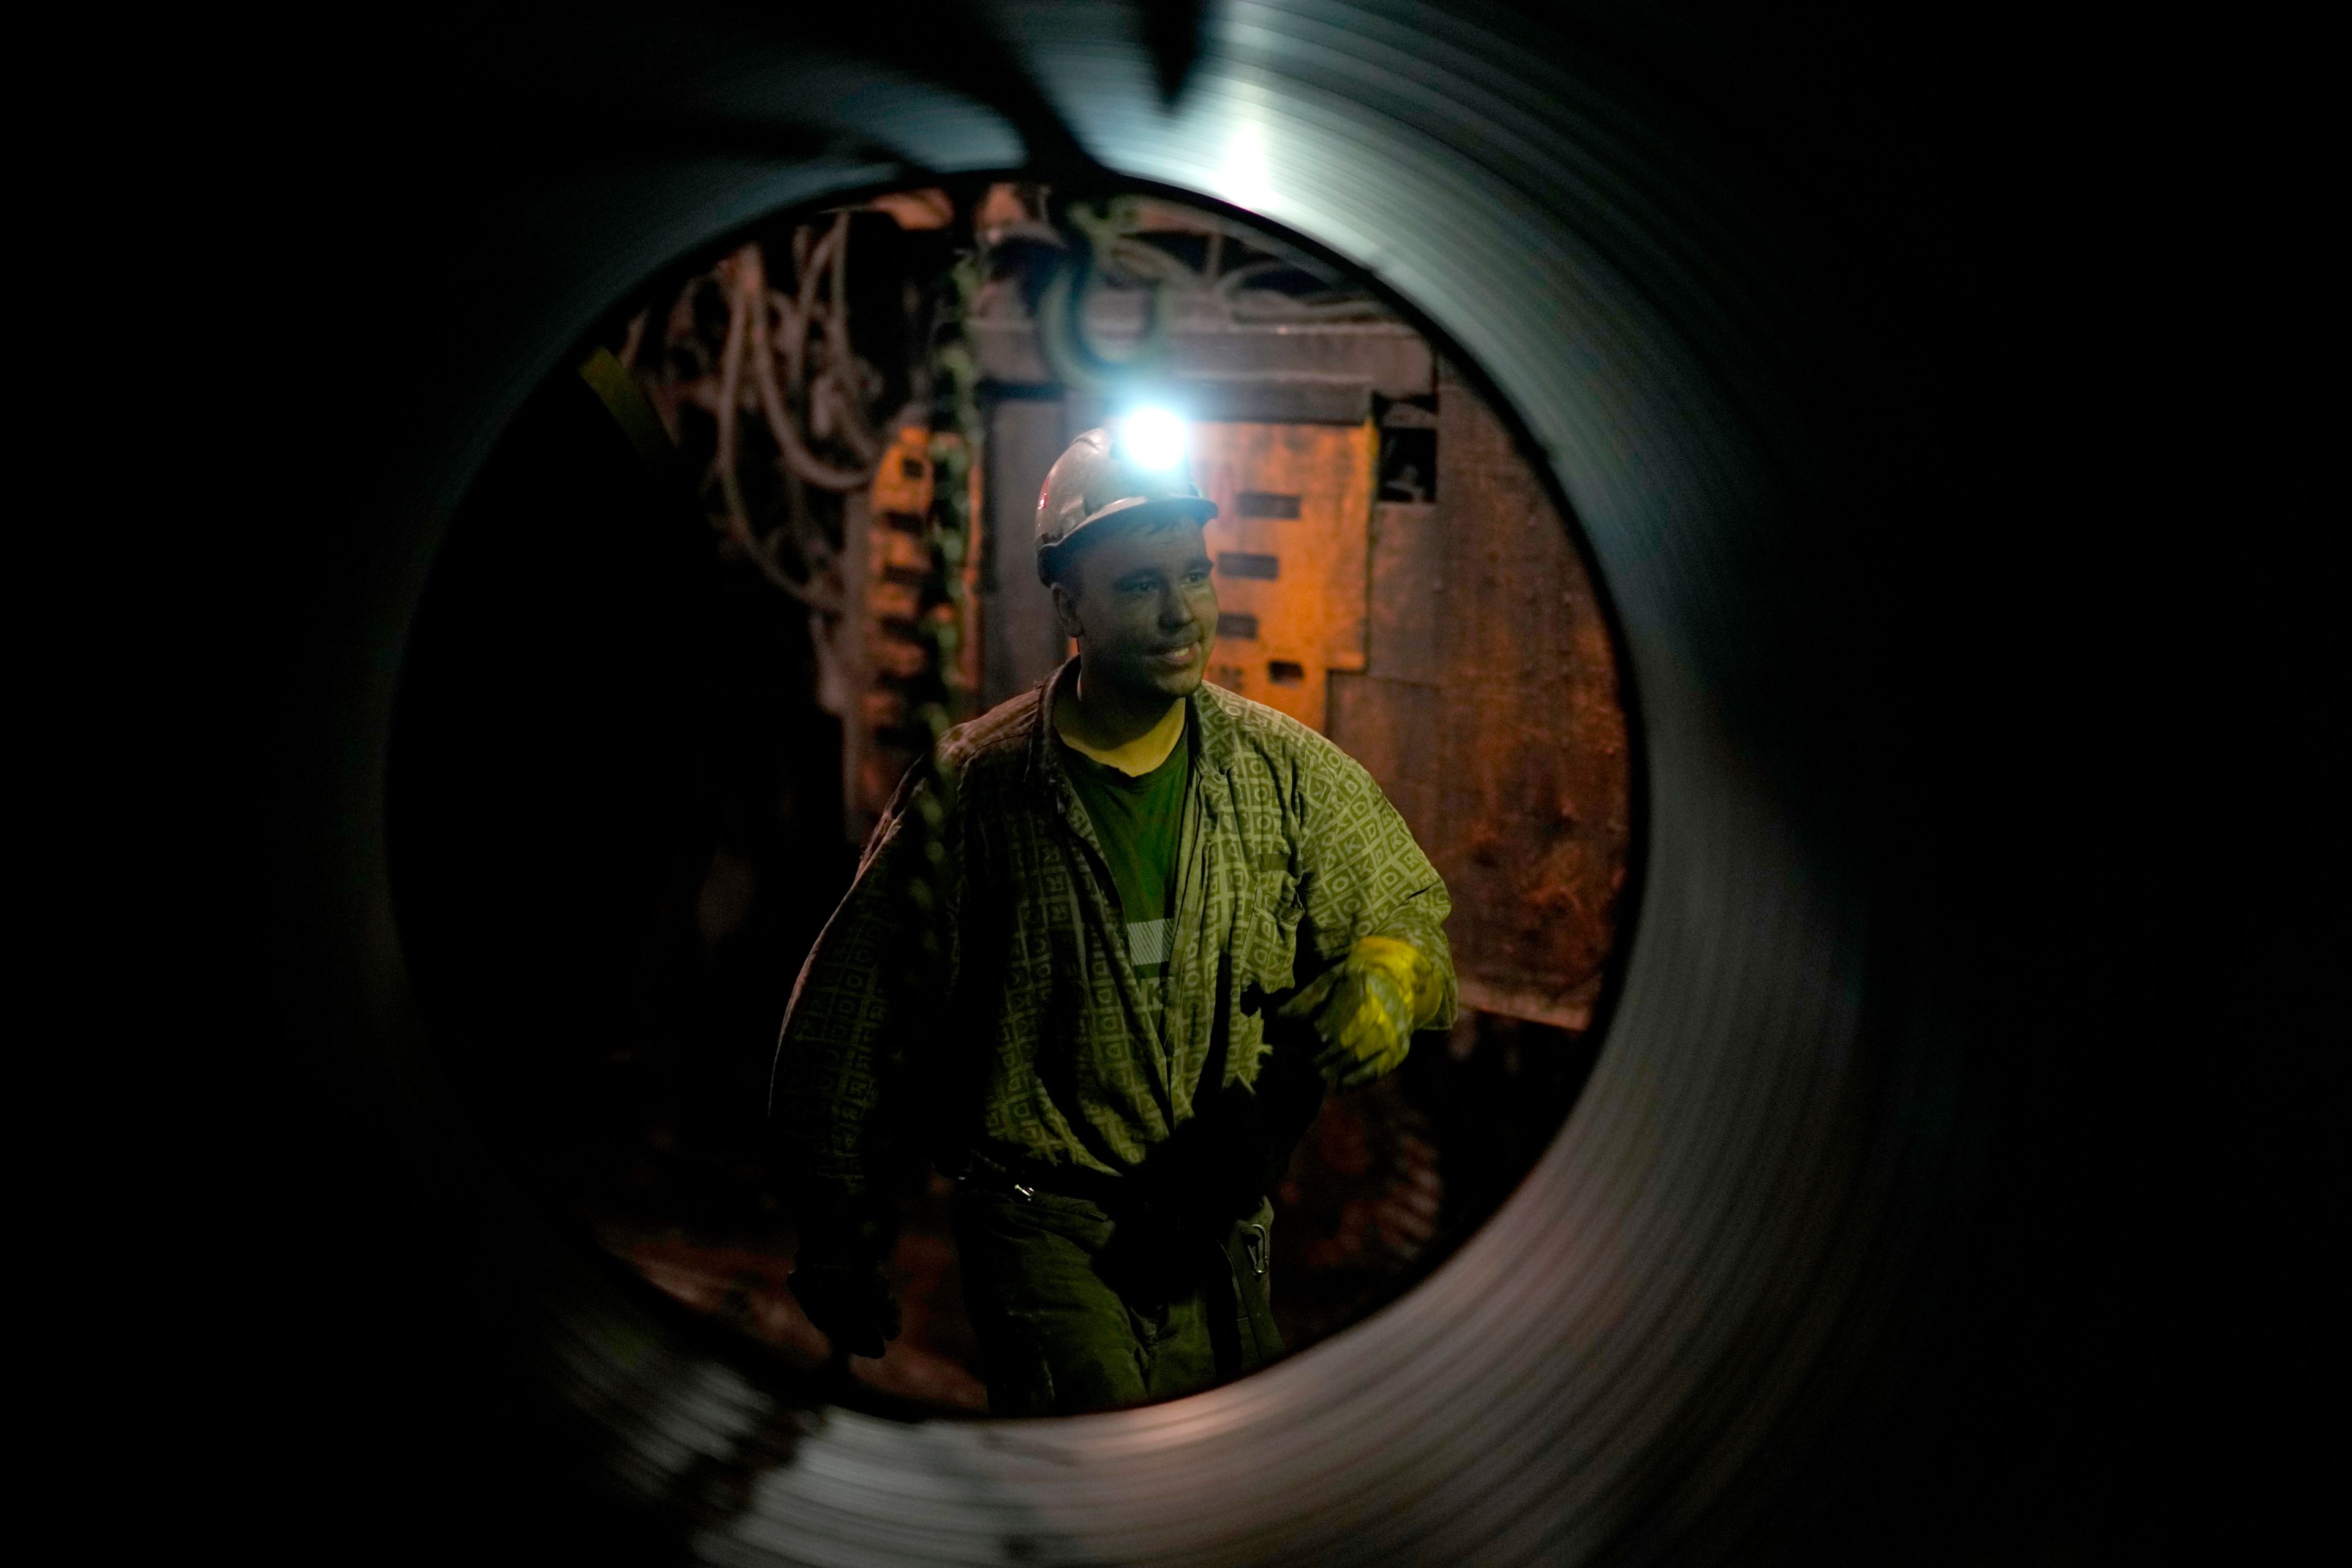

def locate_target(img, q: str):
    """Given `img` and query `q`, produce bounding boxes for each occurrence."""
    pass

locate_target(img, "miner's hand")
[788,1260,902,1359]
[1280,936,1438,1088]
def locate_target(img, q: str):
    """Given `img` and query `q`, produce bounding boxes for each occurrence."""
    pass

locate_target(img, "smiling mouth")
[1147,641,1200,666]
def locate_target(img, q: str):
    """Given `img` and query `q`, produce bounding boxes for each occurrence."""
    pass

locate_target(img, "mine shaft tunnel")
[270,4,2045,1564]
[394,186,1635,1412]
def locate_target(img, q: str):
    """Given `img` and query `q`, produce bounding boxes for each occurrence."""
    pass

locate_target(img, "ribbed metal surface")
[273,4,1975,1562]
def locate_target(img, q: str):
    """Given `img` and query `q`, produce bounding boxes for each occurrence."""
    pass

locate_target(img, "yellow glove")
[1280,936,1442,1088]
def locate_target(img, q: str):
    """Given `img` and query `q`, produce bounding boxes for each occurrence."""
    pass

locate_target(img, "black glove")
[788,1260,901,1359]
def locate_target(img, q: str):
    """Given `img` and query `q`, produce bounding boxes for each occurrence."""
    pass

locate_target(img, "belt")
[962,1148,1282,1373]
[959,1145,1270,1220]
[959,1148,1135,1211]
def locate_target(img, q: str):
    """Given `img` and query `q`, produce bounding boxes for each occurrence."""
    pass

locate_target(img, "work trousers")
[952,1184,1281,1417]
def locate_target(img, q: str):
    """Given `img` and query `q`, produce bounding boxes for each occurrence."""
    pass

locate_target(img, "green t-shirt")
[1059,732,1191,1017]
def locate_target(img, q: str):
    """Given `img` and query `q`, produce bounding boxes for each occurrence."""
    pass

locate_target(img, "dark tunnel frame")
[233,7,2076,1559]
[393,167,1655,1424]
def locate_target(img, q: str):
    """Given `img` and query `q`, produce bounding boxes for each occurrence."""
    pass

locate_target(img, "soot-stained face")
[1051,511,1219,703]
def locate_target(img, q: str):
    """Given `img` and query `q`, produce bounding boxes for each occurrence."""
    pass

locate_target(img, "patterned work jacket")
[773,659,1457,1242]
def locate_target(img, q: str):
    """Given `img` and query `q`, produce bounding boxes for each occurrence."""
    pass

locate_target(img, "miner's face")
[1053,514,1218,701]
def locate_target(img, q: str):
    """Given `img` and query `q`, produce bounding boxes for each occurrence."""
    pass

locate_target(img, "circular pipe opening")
[389,179,1641,1420]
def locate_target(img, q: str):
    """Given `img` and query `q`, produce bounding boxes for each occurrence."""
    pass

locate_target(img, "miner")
[772,417,1457,1415]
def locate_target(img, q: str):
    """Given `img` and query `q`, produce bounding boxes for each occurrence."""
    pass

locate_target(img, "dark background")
[140,4,2331,1564]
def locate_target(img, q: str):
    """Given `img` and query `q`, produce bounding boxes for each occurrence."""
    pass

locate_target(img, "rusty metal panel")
[1325,673,1441,843]
[1326,378,1629,1028]
[1429,671,1616,1028]
[1194,420,1377,733]
[1363,501,1442,685]
[1431,375,1628,1022]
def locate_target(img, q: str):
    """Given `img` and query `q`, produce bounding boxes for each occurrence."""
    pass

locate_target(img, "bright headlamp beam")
[1119,407,1188,472]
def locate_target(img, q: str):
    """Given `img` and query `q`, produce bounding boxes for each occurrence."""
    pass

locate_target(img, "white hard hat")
[1034,425,1218,584]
